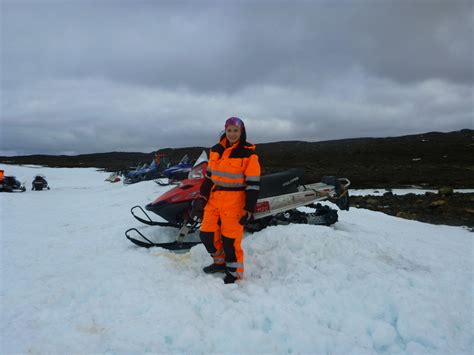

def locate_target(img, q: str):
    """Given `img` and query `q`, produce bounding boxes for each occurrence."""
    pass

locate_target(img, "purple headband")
[225,117,245,130]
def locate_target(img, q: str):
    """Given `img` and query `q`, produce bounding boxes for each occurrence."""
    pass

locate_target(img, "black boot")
[202,263,226,274]
[223,272,237,284]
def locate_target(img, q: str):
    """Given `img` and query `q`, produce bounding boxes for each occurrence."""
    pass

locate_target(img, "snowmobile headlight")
[188,170,204,180]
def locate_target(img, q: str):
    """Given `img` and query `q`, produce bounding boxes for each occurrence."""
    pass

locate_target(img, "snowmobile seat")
[258,168,304,199]
[4,176,16,186]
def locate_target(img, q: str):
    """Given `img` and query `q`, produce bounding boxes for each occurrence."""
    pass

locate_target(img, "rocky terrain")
[2,129,473,228]
[350,190,474,229]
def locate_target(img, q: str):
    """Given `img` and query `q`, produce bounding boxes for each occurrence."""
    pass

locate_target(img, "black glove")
[190,198,207,222]
[239,211,253,226]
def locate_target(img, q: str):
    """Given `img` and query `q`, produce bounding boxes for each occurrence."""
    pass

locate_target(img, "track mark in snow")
[376,253,431,273]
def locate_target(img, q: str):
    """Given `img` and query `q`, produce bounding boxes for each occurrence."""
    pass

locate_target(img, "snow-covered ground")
[1,164,472,354]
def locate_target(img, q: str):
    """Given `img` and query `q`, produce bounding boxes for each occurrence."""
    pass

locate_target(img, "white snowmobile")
[125,152,350,251]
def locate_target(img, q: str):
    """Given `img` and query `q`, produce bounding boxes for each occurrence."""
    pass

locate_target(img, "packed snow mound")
[1,164,472,354]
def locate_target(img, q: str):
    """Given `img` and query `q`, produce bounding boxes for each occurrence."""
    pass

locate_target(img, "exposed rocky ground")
[350,190,474,229]
[2,129,473,228]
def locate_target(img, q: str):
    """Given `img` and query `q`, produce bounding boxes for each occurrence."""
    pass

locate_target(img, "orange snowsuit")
[199,138,261,280]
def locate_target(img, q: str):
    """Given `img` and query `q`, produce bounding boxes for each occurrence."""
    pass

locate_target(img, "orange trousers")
[199,190,246,279]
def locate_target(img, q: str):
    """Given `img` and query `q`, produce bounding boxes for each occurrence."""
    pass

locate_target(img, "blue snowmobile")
[123,154,170,185]
[155,154,194,186]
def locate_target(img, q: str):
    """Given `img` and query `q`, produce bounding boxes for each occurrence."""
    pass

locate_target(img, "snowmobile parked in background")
[0,170,26,192]
[125,151,350,251]
[32,175,50,190]
[123,153,170,185]
[105,172,121,183]
[154,154,195,186]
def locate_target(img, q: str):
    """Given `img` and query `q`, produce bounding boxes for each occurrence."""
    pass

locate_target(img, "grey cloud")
[1,76,472,155]
[1,0,473,155]
[3,1,472,91]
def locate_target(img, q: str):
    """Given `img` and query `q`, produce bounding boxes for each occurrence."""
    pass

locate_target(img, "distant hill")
[1,129,473,188]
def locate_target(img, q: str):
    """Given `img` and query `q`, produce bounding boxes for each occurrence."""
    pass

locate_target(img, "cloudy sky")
[1,0,473,155]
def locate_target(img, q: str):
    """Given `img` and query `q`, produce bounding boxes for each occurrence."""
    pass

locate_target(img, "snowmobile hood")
[150,178,201,205]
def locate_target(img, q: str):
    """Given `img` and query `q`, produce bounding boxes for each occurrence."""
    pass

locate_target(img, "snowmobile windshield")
[188,151,208,180]
[178,154,190,165]
[193,150,208,167]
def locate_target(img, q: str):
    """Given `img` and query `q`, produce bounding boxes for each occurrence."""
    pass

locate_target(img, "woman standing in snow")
[191,117,261,284]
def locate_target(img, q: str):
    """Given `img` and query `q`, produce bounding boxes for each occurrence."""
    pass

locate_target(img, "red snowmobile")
[125,151,350,251]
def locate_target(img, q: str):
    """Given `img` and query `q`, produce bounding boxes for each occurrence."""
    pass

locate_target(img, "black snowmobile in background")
[32,175,50,191]
[125,152,350,251]
[0,175,26,192]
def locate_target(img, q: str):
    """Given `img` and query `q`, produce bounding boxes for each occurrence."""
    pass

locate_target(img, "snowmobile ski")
[125,228,201,250]
[130,205,181,227]
[154,178,180,187]
[125,222,201,250]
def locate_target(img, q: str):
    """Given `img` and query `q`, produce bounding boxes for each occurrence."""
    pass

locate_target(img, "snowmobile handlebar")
[338,178,351,190]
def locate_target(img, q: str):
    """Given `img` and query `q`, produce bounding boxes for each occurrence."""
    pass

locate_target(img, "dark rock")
[396,211,417,220]
[438,187,454,196]
[430,200,447,208]
[350,192,473,228]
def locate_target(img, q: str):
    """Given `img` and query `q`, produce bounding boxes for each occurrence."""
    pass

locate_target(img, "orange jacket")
[201,137,261,212]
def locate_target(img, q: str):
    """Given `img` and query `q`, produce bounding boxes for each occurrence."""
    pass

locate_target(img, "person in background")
[191,117,261,284]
